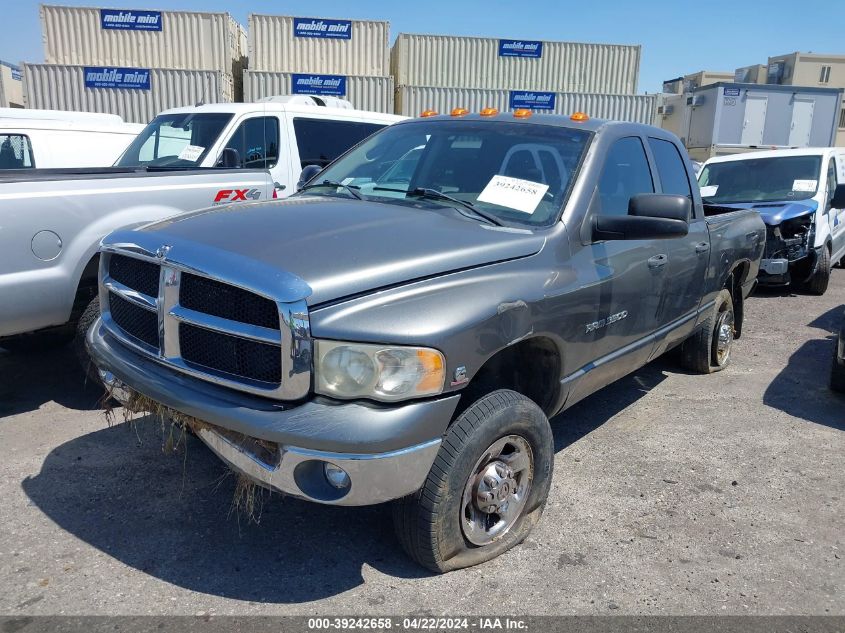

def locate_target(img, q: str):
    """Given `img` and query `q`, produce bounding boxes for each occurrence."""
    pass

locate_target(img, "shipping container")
[248,14,389,76]
[0,61,24,108]
[682,82,843,161]
[23,64,234,124]
[40,5,246,77]
[244,71,394,113]
[395,85,657,124]
[391,34,641,94]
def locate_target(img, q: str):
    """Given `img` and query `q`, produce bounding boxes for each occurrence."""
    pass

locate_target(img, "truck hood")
[717,200,817,226]
[139,196,546,305]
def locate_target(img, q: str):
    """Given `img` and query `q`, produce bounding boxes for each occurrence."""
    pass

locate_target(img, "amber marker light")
[479,107,499,116]
[450,107,469,116]
[419,109,438,117]
[570,111,590,122]
[513,108,533,118]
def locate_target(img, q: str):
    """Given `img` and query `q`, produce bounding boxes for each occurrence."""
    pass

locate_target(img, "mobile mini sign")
[293,17,352,39]
[100,9,162,31]
[291,74,347,96]
[498,40,543,58]
[84,67,151,90]
[509,91,556,110]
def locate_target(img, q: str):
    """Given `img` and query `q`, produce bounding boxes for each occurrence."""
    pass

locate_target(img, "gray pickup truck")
[87,112,765,572]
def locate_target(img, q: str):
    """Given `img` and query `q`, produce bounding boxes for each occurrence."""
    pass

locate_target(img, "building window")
[839,107,845,130]
[819,65,831,84]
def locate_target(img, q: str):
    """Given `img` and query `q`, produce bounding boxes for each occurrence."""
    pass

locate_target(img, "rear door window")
[292,118,385,168]
[597,137,654,216]
[224,116,280,168]
[0,134,35,168]
[648,137,692,198]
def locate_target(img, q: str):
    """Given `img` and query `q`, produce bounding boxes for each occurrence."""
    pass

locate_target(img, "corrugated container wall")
[395,86,657,124]
[244,71,394,113]
[23,64,234,124]
[392,34,640,94]
[249,14,389,75]
[41,5,246,76]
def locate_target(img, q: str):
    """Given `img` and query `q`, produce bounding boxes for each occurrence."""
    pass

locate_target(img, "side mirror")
[830,183,845,209]
[297,164,323,191]
[217,148,241,168]
[629,193,691,221]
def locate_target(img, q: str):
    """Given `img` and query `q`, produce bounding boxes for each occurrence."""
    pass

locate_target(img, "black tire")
[804,246,831,296]
[73,297,101,385]
[0,328,73,354]
[393,389,553,573]
[831,337,845,394]
[679,288,734,374]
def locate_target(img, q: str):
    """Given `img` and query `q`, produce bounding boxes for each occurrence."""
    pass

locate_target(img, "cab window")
[648,137,692,198]
[293,118,385,168]
[224,116,280,169]
[598,137,654,216]
[0,134,35,169]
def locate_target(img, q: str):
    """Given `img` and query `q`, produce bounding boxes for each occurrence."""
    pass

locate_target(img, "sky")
[1,0,842,94]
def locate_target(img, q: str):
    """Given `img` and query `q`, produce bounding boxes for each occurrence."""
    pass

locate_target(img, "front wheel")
[803,246,831,296]
[679,288,734,374]
[393,390,553,573]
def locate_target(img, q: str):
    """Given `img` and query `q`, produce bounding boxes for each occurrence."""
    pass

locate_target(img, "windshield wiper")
[372,186,502,226]
[299,180,363,200]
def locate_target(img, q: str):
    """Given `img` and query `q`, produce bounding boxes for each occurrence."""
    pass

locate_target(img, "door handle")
[274,181,286,191]
[647,254,668,269]
[695,242,710,254]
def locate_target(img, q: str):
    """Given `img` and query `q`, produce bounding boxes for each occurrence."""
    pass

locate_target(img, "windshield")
[698,155,822,204]
[306,119,592,227]
[116,112,233,167]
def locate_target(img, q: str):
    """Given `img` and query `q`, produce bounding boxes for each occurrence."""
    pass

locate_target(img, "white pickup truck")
[0,97,402,359]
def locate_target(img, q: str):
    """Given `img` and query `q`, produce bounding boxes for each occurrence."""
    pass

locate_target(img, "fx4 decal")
[214,188,262,203]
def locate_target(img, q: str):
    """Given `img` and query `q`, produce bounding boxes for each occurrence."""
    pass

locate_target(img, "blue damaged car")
[699,148,845,295]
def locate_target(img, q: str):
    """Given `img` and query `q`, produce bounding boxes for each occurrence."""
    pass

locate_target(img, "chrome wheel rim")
[461,435,534,546]
[714,309,734,366]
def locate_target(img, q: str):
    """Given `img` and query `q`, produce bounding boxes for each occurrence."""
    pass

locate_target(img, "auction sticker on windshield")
[792,179,817,192]
[178,145,204,162]
[700,185,718,197]
[477,175,549,213]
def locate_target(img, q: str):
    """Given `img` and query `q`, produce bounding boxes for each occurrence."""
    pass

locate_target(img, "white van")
[699,147,845,294]
[114,96,406,197]
[0,108,144,169]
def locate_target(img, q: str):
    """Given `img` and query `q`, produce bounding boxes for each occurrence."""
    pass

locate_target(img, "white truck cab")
[0,108,144,169]
[115,97,405,197]
[699,148,845,294]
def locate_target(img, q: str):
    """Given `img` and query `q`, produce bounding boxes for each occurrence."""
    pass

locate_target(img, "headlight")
[314,341,445,402]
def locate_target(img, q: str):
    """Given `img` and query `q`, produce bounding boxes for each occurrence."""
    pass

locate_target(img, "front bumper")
[88,318,459,506]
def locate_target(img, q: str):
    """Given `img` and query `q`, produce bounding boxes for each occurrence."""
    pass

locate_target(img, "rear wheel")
[680,288,734,374]
[393,390,553,573]
[804,246,831,296]
[831,336,845,394]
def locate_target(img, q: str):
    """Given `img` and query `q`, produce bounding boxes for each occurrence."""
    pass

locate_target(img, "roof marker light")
[450,107,469,117]
[570,111,589,122]
[479,107,499,116]
[513,108,533,118]
[420,109,438,117]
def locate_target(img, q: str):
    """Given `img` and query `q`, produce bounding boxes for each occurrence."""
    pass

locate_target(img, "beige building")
[663,70,734,95]
[767,52,845,146]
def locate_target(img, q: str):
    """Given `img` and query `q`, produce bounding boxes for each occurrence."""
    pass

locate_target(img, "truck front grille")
[180,273,279,329]
[100,247,310,400]
[108,254,160,298]
[108,292,159,349]
[179,323,282,383]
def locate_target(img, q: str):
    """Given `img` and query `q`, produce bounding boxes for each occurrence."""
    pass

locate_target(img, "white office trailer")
[244,71,394,113]
[0,61,24,108]
[248,14,390,76]
[658,82,844,162]
[391,34,641,94]
[23,64,234,124]
[395,85,657,123]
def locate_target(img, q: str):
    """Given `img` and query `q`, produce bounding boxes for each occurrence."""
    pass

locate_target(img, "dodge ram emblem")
[155,245,172,259]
